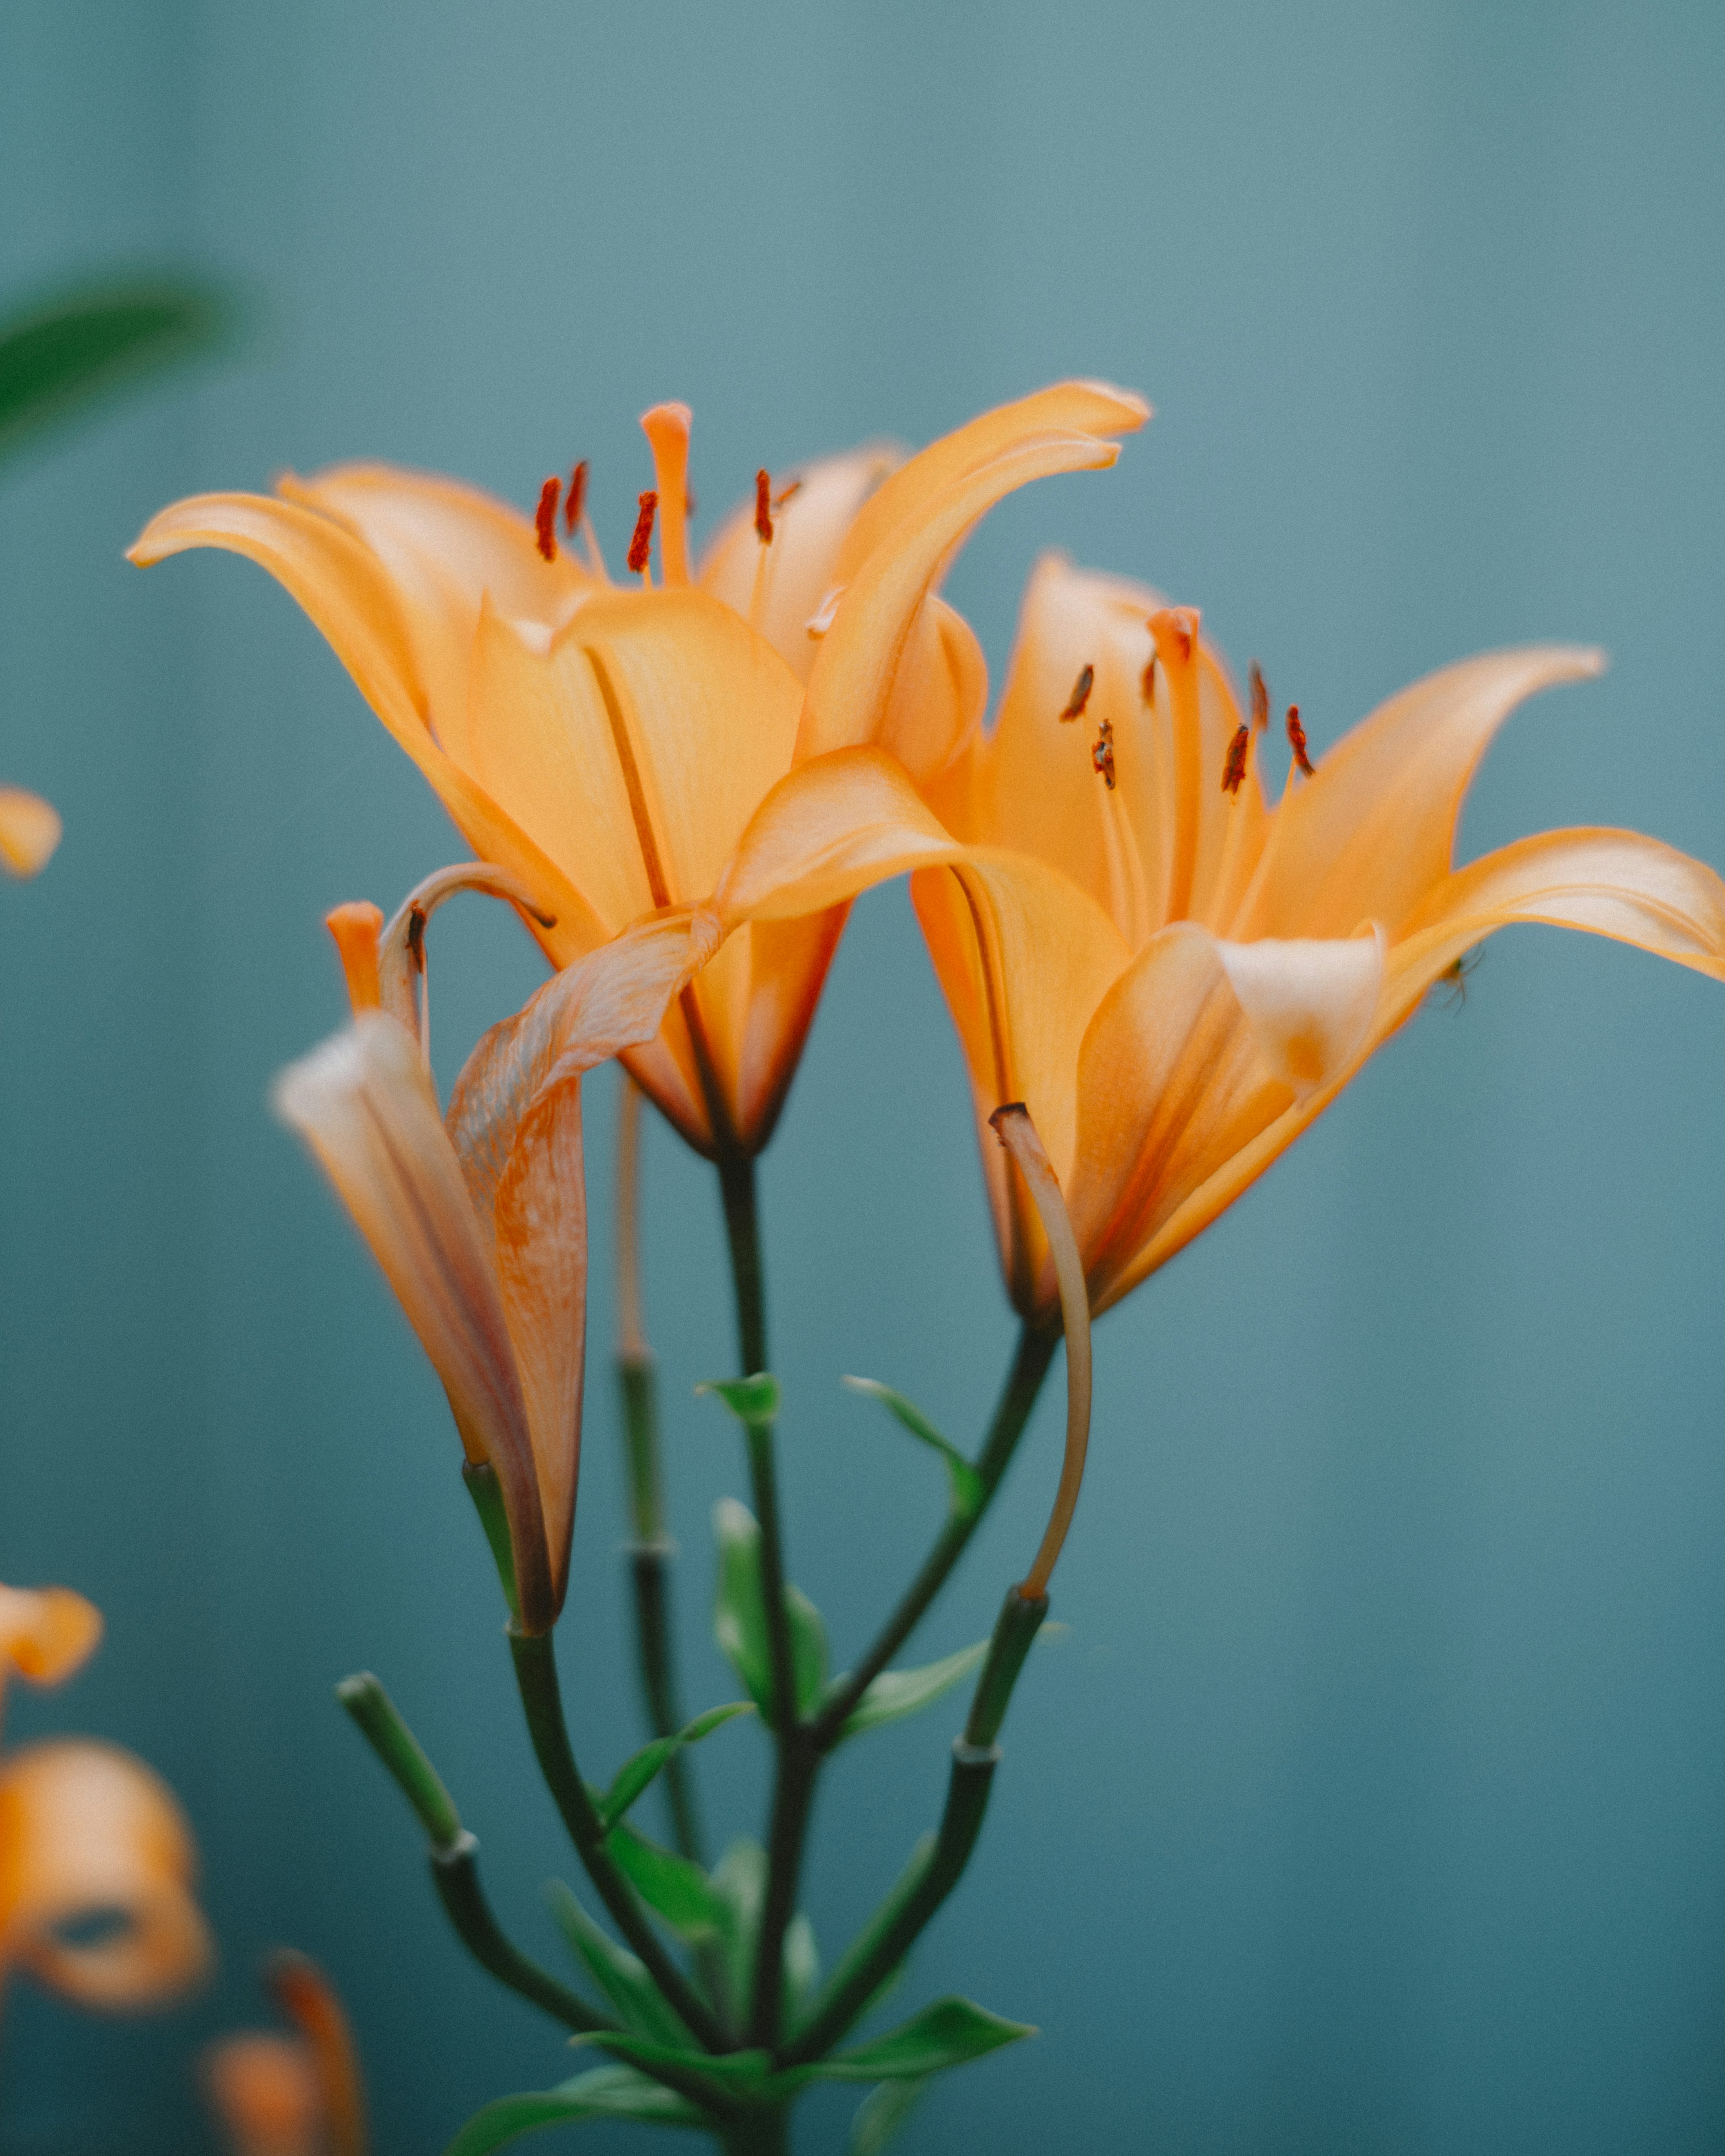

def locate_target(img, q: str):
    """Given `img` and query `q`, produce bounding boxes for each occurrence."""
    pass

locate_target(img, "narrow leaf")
[843,1377,982,1522]
[816,1996,1036,2082]
[711,1837,766,2017]
[579,2032,780,2100]
[696,1372,780,1425]
[0,281,230,462]
[787,1583,829,1717]
[849,2076,932,2156]
[603,1818,727,1940]
[596,1701,753,1832]
[713,1499,773,1713]
[836,1640,990,1743]
[783,1912,821,2018]
[442,2066,702,2156]
[544,1880,690,2046]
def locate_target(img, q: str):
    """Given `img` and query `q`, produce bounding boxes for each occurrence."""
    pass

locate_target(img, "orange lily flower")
[204,1950,365,2156]
[0,787,60,878]
[130,384,1146,1156]
[274,875,717,1633]
[716,553,1725,1320]
[0,1581,212,2015]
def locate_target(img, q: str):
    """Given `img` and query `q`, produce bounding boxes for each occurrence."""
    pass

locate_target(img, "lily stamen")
[627,490,657,580]
[1249,660,1269,732]
[1287,702,1315,777]
[562,459,588,535]
[639,402,691,583]
[1222,723,1250,796]
[1092,715,1116,790]
[988,1105,1092,1601]
[1059,664,1095,722]
[533,477,560,562]
[368,865,557,1059]
[754,469,774,545]
[1141,651,1156,704]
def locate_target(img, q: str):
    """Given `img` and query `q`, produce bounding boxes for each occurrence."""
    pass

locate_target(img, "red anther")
[534,477,560,561]
[1159,609,1195,662]
[628,490,658,575]
[1141,653,1157,703]
[1221,724,1250,796]
[772,478,802,509]
[1059,663,1095,722]
[1092,716,1116,791]
[755,469,774,545]
[563,460,588,535]
[1249,661,1269,732]
[1287,703,1315,777]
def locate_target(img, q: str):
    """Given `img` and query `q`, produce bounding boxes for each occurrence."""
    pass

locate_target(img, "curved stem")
[808,1323,1057,1750]
[432,1834,614,2034]
[508,1629,729,2053]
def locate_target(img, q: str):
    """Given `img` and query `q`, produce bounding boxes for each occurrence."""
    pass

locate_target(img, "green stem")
[508,1628,730,2053]
[779,1588,1048,2066]
[619,1351,706,1865]
[717,1147,768,1376]
[808,1323,1057,1750]
[335,1672,612,2036]
[719,2111,791,2156]
[748,1733,818,2049]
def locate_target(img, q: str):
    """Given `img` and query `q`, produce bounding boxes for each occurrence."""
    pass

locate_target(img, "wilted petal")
[1235,645,1606,940]
[272,1012,552,1629]
[0,1584,102,1692]
[0,1740,212,2009]
[0,788,61,879]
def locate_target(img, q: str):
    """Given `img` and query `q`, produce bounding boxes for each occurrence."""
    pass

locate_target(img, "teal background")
[4,3,1725,2150]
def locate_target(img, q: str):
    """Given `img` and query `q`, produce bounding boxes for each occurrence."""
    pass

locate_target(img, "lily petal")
[1235,645,1606,940]
[204,2035,324,2156]
[272,1011,553,1630]
[128,495,604,958]
[0,788,61,879]
[797,433,1130,778]
[0,1584,102,1691]
[699,446,902,681]
[0,1740,212,2009]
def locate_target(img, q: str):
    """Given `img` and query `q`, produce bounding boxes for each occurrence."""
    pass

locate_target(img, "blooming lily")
[715,553,1725,1320]
[274,875,718,1633]
[130,384,1146,1156]
[0,1581,211,2014]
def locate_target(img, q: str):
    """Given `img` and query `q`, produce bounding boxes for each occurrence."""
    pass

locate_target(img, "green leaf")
[710,1837,766,2015]
[713,1499,773,1713]
[594,1701,754,1833]
[816,1997,1036,2081]
[603,1818,728,1940]
[836,1640,990,1743]
[713,1500,828,1726]
[442,2065,703,2155]
[579,2032,779,2101]
[0,280,231,464]
[783,1912,821,2018]
[787,1583,829,1717]
[843,1377,983,1523]
[544,1881,691,2047]
[849,2076,932,2156]
[696,1372,781,1425]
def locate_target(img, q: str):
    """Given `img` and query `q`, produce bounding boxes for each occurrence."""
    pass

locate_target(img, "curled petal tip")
[0,789,62,879]
[0,1583,104,1688]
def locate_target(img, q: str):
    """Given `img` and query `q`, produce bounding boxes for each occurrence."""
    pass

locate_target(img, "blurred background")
[4,2,1725,2150]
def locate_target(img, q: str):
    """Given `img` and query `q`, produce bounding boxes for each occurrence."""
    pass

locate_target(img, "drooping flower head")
[131,384,1146,1158]
[717,554,1725,1320]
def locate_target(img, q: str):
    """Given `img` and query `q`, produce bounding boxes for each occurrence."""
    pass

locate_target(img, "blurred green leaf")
[593,1701,754,1833]
[836,1639,990,1744]
[0,278,231,464]
[603,1818,728,1940]
[849,2076,932,2156]
[783,1911,821,2019]
[441,2065,703,2155]
[579,2032,777,2101]
[816,1996,1036,2081]
[544,1880,691,2047]
[842,1377,982,1522]
[711,1836,766,2016]
[713,1500,827,1725]
[697,1372,780,1425]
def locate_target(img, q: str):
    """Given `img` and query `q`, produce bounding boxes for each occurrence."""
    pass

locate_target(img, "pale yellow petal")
[0,789,61,879]
[0,1740,212,2010]
[271,1012,552,1630]
[1234,645,1606,940]
[699,447,902,682]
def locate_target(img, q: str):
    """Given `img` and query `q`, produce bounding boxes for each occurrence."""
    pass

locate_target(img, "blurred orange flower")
[0,788,60,878]
[131,383,1146,1156]
[717,557,1725,1319]
[0,1581,211,2016]
[204,1950,365,2156]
